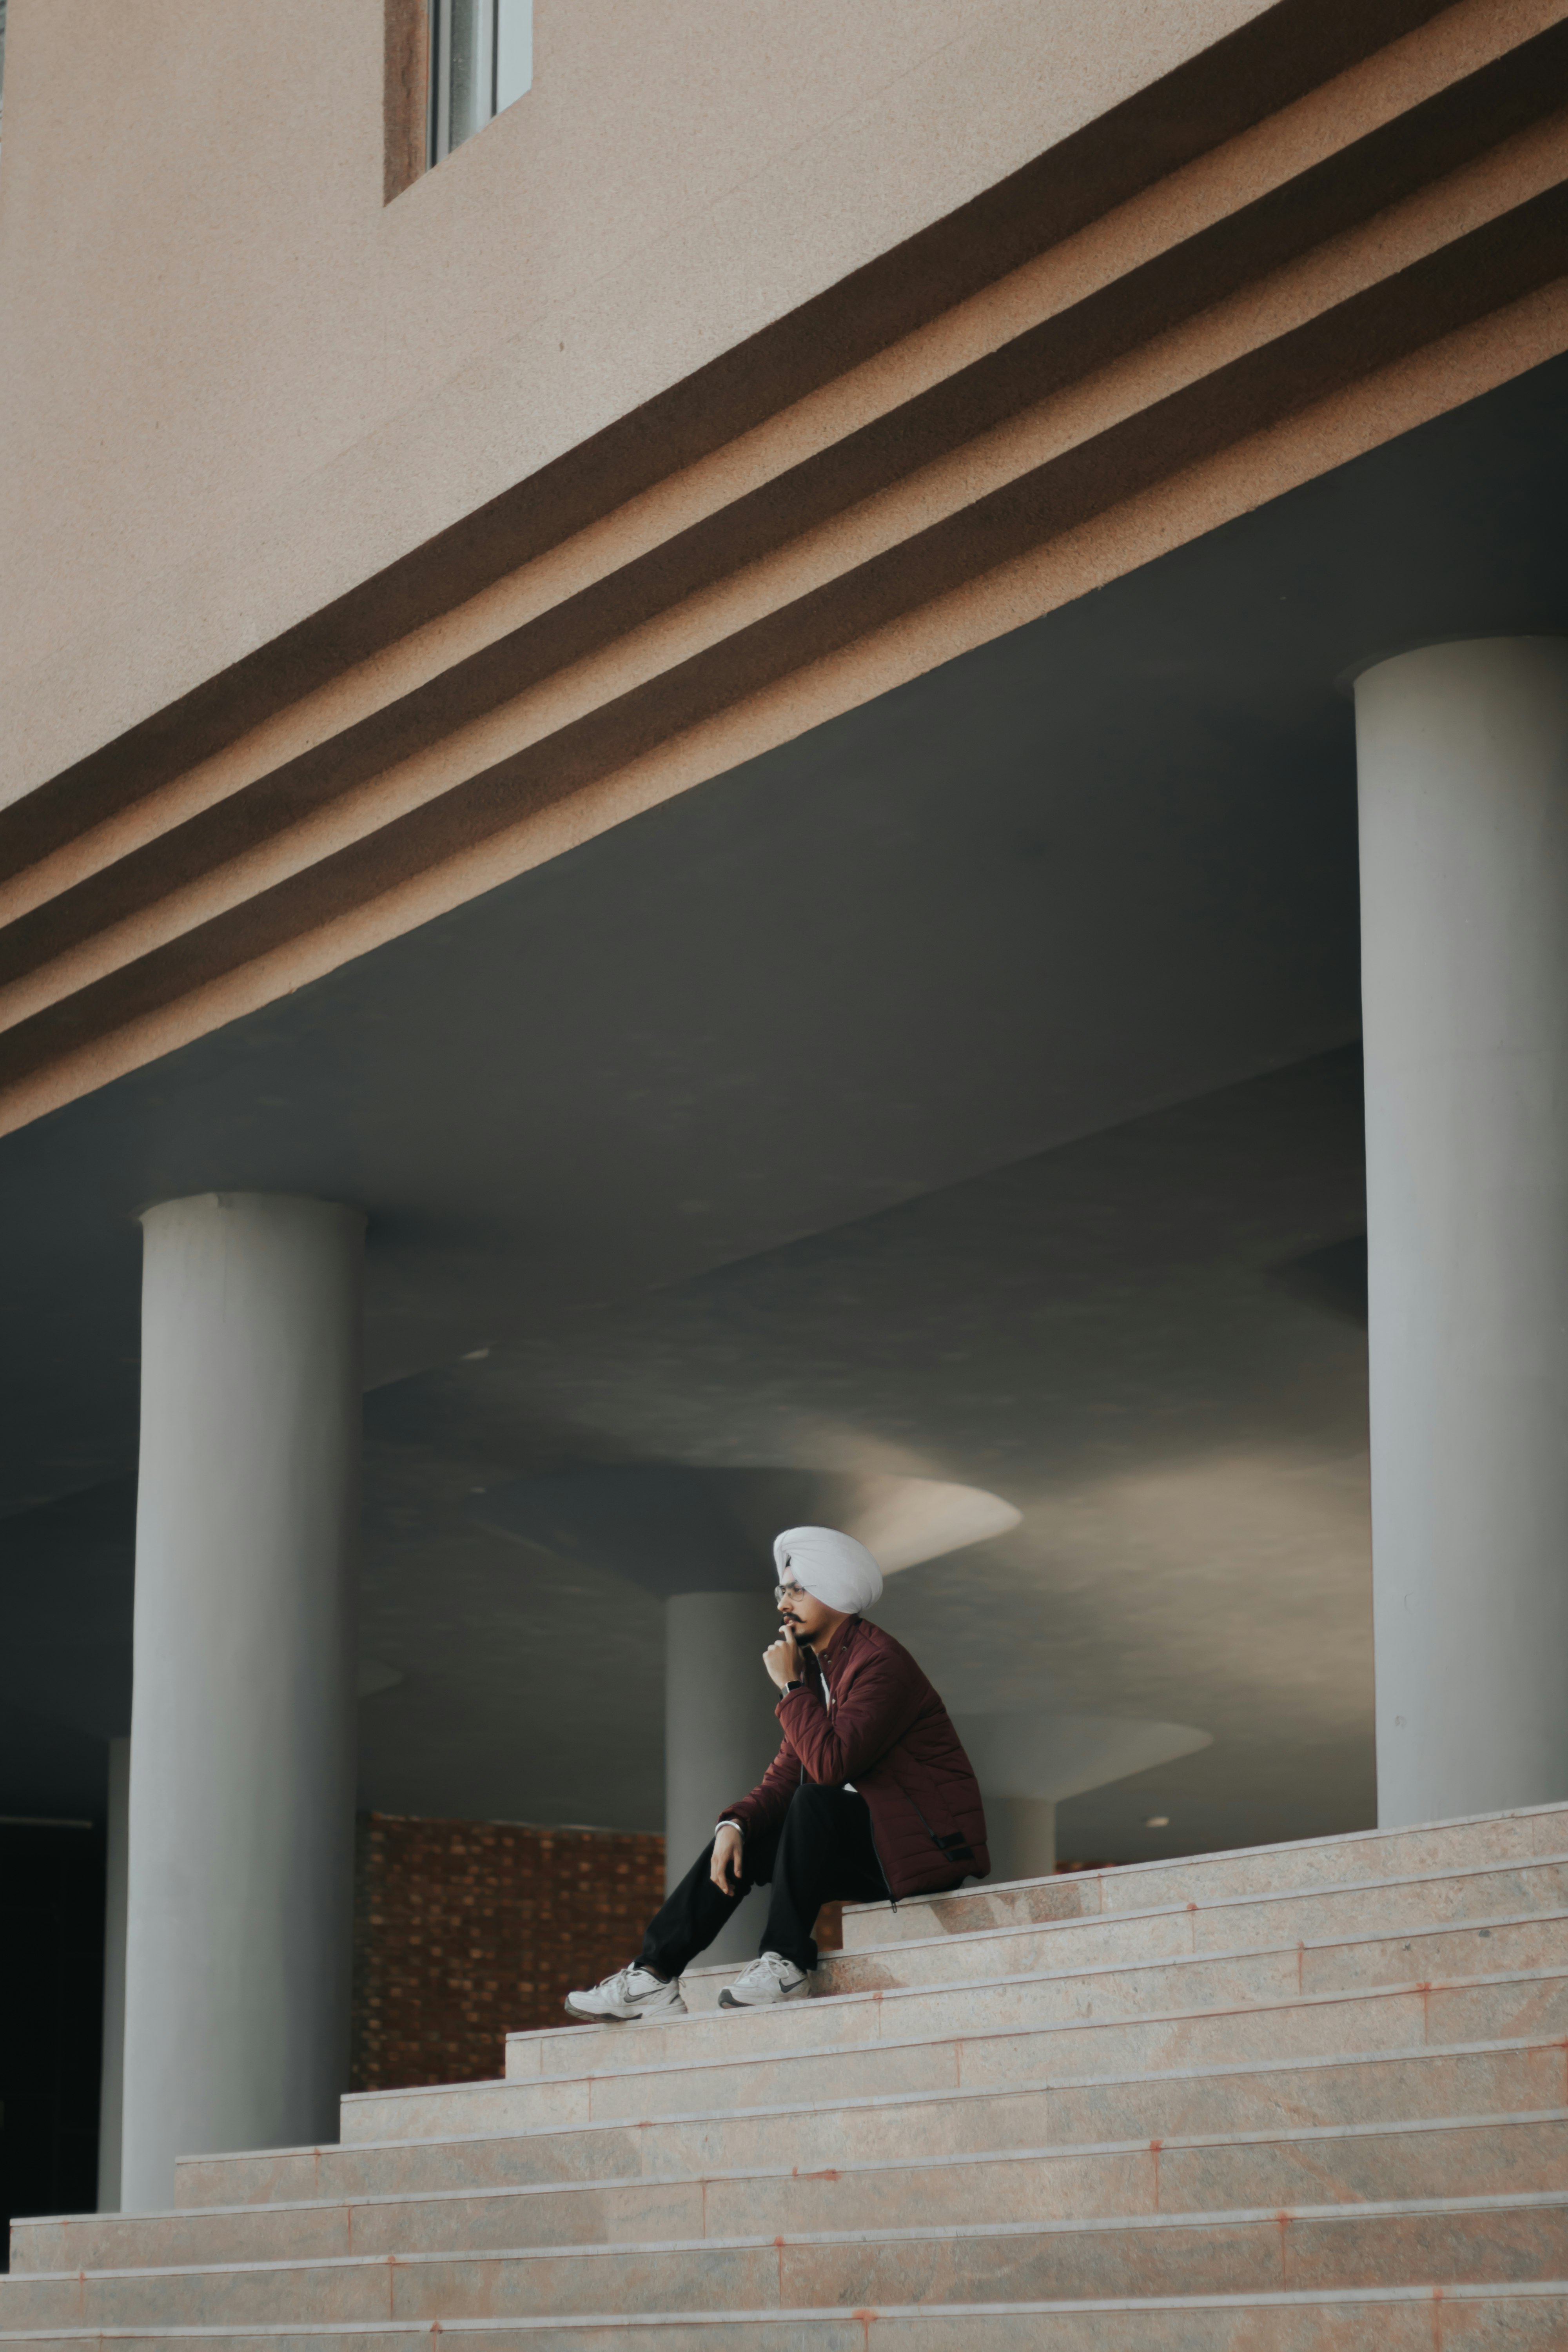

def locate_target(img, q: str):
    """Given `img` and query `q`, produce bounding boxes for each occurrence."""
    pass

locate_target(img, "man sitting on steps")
[566,1524,990,2019]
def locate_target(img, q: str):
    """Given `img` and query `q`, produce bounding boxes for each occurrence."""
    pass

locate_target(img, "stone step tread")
[483,1910,1568,2097]
[701,1902,1567,2013]
[840,1799,1568,1944]
[359,1926,1568,2133]
[780,1851,1568,1975]
[563,1896,1568,2038]
[7,2193,1566,2332]
[461,1962,1568,2102]
[3,2279,1567,2344]
[186,2030,1568,2187]
[681,1858,1568,1998]
[171,2030,1568,2218]
[510,1853,1568,2041]
[56,2107,1568,2236]
[11,2187,1568,2288]
[26,2106,1568,2278]
[334,1969,1568,2151]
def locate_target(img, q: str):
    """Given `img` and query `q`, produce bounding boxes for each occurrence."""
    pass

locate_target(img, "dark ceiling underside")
[2,353,1563,1846]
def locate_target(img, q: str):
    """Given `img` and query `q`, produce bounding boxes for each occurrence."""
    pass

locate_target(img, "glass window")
[428,0,532,167]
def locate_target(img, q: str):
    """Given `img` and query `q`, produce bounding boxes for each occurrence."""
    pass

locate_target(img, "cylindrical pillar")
[1355,637,1568,1826]
[96,1736,131,2212]
[984,1795,1056,1886]
[664,1590,783,1965]
[121,1193,363,2211]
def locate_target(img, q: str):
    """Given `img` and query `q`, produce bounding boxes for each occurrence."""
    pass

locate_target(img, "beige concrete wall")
[0,0,1276,811]
[3,0,1566,1139]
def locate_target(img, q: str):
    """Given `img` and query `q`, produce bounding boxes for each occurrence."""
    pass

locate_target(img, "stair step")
[575,1855,1568,2030]
[346,1965,1568,2143]
[17,1810,1568,2343]
[842,1800,1568,1951]
[21,2111,1568,2275]
[4,2194,1565,2328]
[819,1858,1568,2000]
[664,1903,1568,2048]
[476,1858,1568,2098]
[174,2033,1568,2211]
[662,1858,1568,2021]
[2,2281,1567,2348]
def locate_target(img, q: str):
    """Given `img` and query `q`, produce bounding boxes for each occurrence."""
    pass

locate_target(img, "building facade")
[2,0,1566,2224]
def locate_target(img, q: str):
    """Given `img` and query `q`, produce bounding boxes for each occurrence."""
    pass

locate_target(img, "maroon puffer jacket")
[722,1616,989,1897]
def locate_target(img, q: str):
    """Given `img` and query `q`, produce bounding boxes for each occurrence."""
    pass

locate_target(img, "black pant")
[639,1781,889,1976]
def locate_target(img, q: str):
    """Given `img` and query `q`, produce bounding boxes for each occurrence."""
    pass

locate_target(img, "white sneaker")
[564,1963,687,2023]
[719,1951,809,2008]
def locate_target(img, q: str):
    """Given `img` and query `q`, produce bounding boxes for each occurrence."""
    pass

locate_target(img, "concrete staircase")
[7,1804,1568,2347]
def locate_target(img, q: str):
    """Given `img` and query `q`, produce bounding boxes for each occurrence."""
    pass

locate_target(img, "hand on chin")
[764,1628,803,1689]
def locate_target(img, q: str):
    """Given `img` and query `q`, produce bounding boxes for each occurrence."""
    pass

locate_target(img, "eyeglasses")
[774,1583,809,1607]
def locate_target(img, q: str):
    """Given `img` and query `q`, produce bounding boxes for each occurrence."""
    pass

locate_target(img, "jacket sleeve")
[774,1649,926,1786]
[720,1735,800,1842]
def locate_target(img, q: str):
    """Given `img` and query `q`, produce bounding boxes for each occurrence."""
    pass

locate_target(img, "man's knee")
[784,1780,850,1829]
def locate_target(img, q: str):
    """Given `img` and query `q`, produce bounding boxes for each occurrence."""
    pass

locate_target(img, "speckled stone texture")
[843,1802,1568,1948]
[5,1801,1568,2342]
[3,2290,1568,2347]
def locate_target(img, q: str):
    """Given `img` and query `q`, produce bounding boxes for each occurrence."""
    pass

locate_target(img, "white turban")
[774,1525,884,1615]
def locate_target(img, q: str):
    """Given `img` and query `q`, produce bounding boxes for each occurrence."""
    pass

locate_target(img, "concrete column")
[121,1194,363,2210]
[1355,638,1568,1826]
[984,1795,1056,1886]
[96,1736,131,2212]
[664,1591,784,1965]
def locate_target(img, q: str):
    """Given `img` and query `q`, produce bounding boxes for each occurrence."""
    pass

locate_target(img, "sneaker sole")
[717,1984,809,2007]
[562,1998,687,2023]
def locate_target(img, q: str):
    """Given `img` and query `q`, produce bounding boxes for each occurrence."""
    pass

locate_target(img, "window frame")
[427,0,531,170]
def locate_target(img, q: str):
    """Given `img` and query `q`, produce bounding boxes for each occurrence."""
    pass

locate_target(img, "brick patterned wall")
[350,1814,667,2093]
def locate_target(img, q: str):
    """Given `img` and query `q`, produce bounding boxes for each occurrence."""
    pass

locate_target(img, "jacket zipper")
[822,1634,897,1909]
